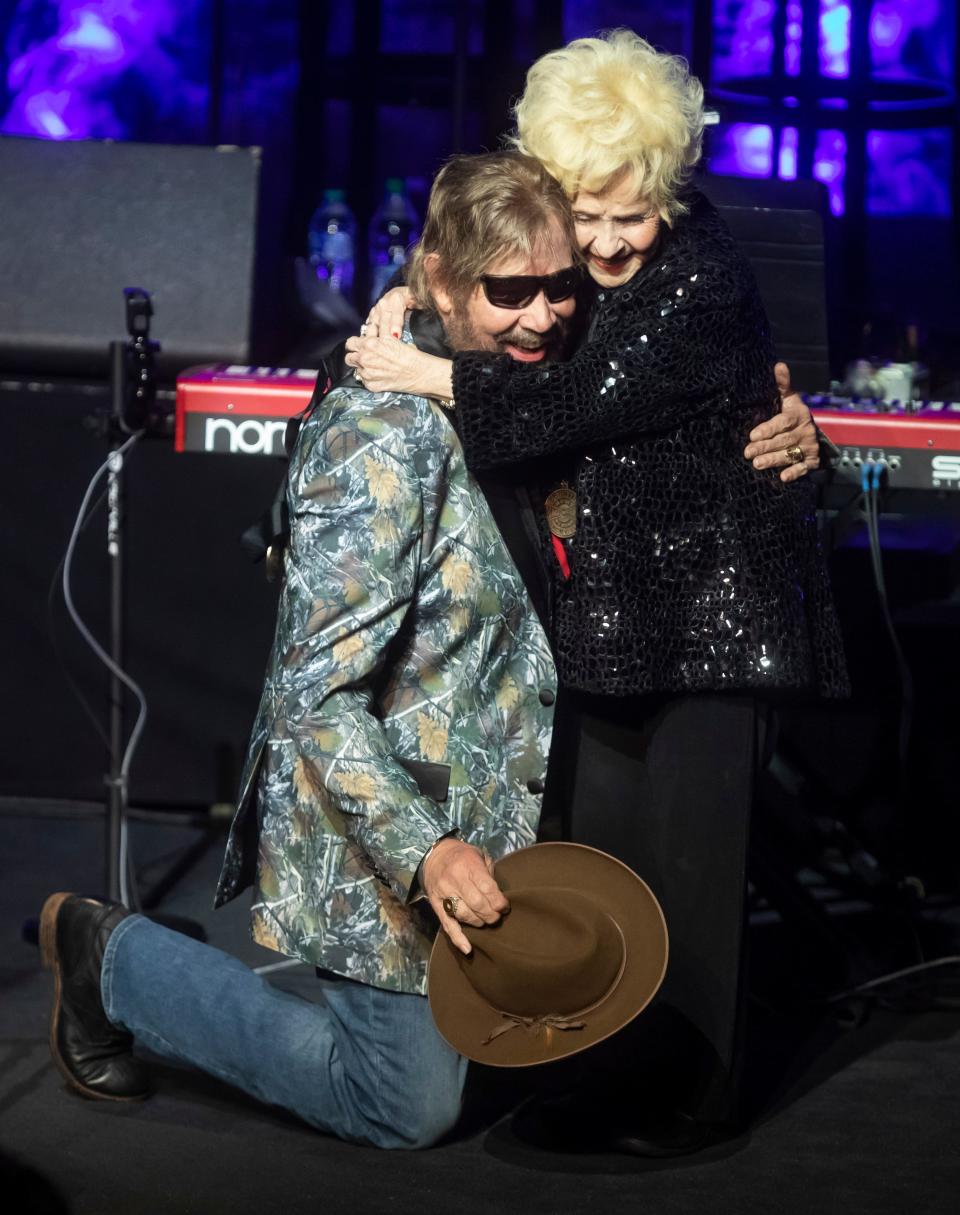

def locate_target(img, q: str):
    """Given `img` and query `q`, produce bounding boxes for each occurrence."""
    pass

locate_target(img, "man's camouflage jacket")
[214,373,556,995]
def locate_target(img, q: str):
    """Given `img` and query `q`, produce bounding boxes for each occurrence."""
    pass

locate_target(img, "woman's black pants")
[543,688,764,1127]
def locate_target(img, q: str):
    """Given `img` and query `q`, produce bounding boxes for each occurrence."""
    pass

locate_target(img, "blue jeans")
[101,915,467,1149]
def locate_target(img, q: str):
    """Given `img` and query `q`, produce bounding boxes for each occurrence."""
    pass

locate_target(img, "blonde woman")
[347,31,847,1155]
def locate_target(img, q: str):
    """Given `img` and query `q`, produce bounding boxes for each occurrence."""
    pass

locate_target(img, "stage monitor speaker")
[701,174,833,393]
[0,136,260,379]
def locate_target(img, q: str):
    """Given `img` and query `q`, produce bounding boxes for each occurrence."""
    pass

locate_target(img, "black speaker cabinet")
[0,136,260,378]
[701,173,834,393]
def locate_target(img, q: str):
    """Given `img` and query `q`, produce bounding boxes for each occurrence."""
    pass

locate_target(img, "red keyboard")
[808,396,960,491]
[175,366,960,490]
[175,364,317,457]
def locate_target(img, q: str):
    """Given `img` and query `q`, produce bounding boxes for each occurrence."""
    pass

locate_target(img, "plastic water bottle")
[368,178,419,305]
[307,189,356,299]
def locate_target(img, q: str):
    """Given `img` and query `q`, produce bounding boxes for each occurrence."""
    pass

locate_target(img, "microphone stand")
[105,288,159,904]
[99,292,209,939]
[18,291,212,951]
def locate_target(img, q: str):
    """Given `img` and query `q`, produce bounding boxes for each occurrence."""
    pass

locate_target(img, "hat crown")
[462,887,624,1019]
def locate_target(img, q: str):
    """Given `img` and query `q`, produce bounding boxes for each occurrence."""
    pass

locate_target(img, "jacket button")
[538,688,556,706]
[527,778,545,795]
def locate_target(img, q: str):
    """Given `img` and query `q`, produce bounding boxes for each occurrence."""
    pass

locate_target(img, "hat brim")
[427,842,668,1067]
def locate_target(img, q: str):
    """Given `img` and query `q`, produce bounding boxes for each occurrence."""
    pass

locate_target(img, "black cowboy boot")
[39,893,150,1101]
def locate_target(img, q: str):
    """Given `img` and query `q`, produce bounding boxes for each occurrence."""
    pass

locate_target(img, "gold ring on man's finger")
[786,445,805,465]
[442,895,461,917]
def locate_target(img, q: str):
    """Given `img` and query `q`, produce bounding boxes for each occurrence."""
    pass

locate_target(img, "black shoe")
[607,1109,714,1158]
[512,1092,716,1159]
[40,892,150,1102]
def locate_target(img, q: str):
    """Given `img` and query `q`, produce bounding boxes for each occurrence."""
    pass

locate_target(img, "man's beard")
[444,307,572,363]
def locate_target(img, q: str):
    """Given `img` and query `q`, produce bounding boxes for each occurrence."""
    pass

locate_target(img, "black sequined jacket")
[452,189,848,699]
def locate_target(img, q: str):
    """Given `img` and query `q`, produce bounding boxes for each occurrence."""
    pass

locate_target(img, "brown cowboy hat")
[427,842,668,1067]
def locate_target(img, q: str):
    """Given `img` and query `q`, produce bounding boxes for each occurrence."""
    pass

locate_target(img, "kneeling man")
[40,152,577,1149]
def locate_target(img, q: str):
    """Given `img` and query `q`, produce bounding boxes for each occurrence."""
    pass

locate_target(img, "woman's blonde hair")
[513,29,705,221]
[407,151,576,310]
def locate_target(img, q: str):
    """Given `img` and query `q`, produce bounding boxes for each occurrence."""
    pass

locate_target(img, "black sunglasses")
[481,264,583,309]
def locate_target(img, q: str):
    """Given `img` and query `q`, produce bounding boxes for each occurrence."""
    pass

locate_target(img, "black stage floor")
[3,812,959,1215]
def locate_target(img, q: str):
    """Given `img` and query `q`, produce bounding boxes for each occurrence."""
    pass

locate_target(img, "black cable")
[852,469,924,968]
[827,955,960,1005]
[863,470,914,796]
[61,431,148,909]
[46,486,111,748]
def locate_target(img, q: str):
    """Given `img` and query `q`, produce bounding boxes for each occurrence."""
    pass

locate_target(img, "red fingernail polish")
[391,331,400,339]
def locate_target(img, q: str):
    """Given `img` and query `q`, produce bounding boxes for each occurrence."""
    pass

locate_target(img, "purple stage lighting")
[1,1,209,142]
[813,128,846,215]
[709,0,954,217]
[785,1,803,76]
[778,126,799,179]
[712,0,775,81]
[710,122,774,178]
[819,0,851,80]
[867,129,952,217]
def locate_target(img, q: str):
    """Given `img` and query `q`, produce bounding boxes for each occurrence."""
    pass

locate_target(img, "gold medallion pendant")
[544,482,577,539]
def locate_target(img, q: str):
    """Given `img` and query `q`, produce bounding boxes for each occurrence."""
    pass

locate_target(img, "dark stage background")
[1,2,956,373]
[2,2,959,897]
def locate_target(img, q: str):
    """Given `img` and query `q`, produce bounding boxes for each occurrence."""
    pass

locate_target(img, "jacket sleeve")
[275,398,452,903]
[452,254,767,471]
